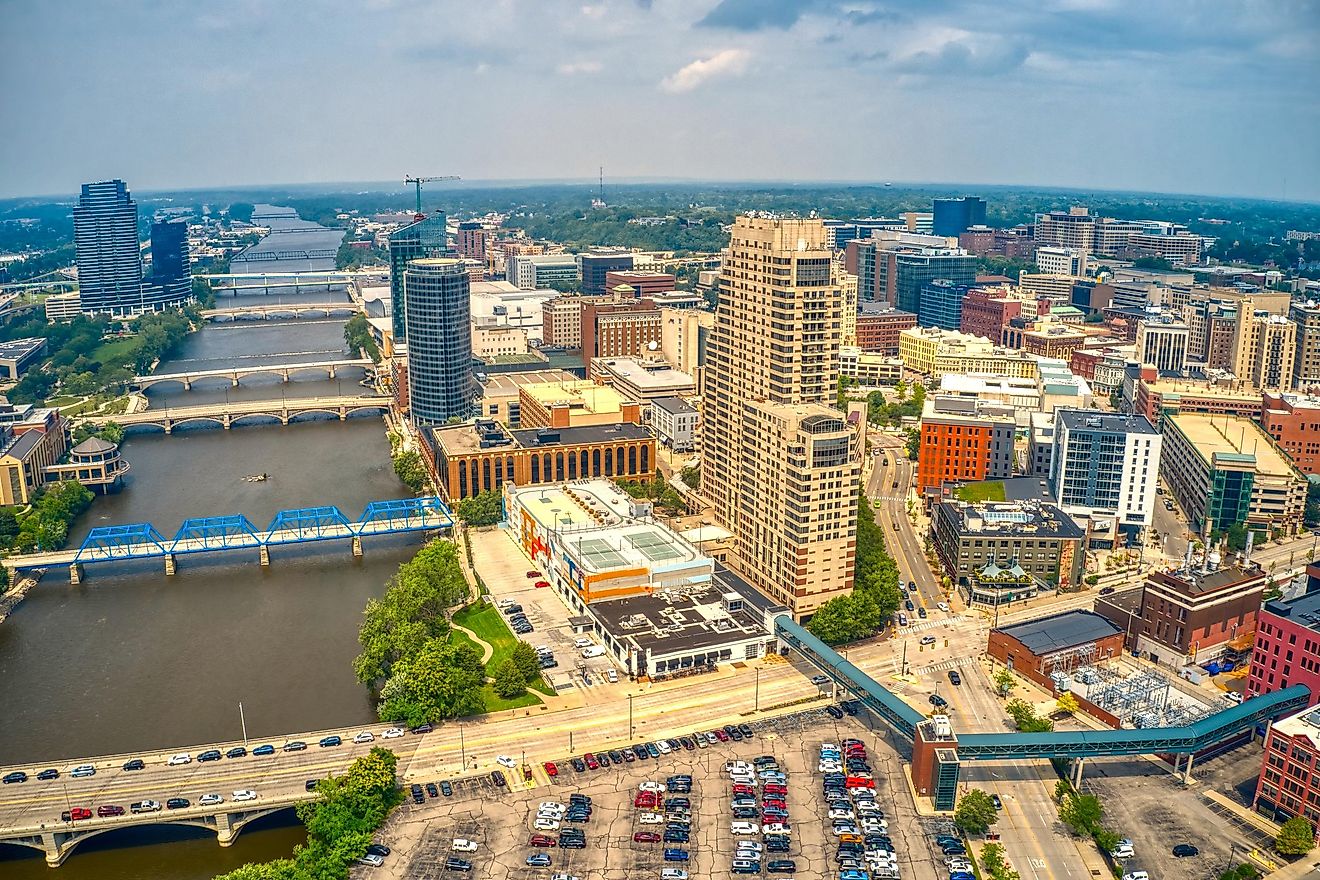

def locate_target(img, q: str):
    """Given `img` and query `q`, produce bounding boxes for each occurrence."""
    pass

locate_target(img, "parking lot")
[470,528,623,692]
[363,707,945,880]
[1083,749,1269,880]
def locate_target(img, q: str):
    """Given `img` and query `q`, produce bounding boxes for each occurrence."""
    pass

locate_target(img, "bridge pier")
[69,563,82,585]
[183,378,192,391]
[230,375,240,387]
[163,419,173,435]
[215,811,236,846]
[1070,757,1085,786]
[223,414,232,430]
[43,830,66,866]
[352,536,363,558]
[164,553,176,576]
[328,365,337,380]
[259,546,270,567]
[338,406,347,421]
[279,369,290,383]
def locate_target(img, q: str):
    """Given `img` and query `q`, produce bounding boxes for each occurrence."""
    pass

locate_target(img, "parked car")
[252,744,276,756]
[166,798,190,810]
[198,749,223,762]
[130,800,161,814]
[2,772,28,784]
[1172,844,1199,858]
[96,804,126,817]
[60,807,92,822]
[122,759,145,771]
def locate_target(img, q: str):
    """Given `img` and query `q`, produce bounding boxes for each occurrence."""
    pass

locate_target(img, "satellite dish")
[647,340,659,351]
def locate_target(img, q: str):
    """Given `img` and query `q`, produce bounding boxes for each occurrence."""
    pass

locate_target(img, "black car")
[409,783,423,795]
[2,771,27,784]
[571,757,587,772]
[197,749,221,762]
[929,694,948,707]
[1172,843,1200,858]
[226,747,247,759]
[36,769,59,781]
[904,599,915,611]
[826,705,845,719]
[621,749,636,763]
[634,745,650,760]
[490,770,506,787]
[411,723,434,734]
[425,782,439,797]
[122,759,145,771]
[440,780,453,797]
[665,797,690,809]
[283,741,307,752]
[917,606,928,619]
[732,807,759,819]
[569,794,592,805]
[948,669,962,686]
[365,844,391,857]
[609,749,625,764]
[991,793,1003,810]
[596,751,611,768]
[443,856,472,872]
[319,736,342,748]
[306,779,319,792]
[738,723,754,738]
[767,860,797,873]
[166,797,190,809]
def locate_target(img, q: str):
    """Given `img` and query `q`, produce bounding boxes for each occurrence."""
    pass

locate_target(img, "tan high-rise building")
[700,215,860,619]
[1234,311,1296,391]
[1290,301,1320,390]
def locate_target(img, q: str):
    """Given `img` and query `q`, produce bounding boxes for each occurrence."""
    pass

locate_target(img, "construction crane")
[404,175,460,214]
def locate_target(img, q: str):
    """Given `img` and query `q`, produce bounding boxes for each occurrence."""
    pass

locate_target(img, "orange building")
[426,420,654,502]
[1262,391,1320,476]
[917,397,1016,494]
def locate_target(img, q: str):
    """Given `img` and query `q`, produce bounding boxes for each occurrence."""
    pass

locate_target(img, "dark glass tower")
[404,258,474,426]
[145,218,192,309]
[388,212,448,340]
[73,180,144,316]
[932,197,987,237]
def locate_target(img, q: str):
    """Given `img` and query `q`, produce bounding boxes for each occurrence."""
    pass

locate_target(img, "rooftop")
[939,498,1084,539]
[562,521,703,574]
[1148,564,1267,599]
[0,337,46,359]
[1262,591,1320,635]
[595,358,696,392]
[1165,413,1301,477]
[590,572,772,658]
[432,419,651,456]
[522,380,629,413]
[996,610,1122,655]
[1057,409,1158,435]
[652,396,697,416]
[479,369,580,395]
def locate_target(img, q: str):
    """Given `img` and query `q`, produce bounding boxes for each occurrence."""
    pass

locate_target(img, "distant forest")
[4,180,1320,267]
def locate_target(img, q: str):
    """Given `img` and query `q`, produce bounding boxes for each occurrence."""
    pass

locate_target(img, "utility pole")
[754,668,761,712]
[459,721,466,769]
[403,175,461,214]
[239,701,248,747]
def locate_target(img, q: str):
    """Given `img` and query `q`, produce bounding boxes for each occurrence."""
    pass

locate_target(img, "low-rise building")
[1132,371,1260,424]
[470,324,528,360]
[651,396,698,452]
[933,499,1086,603]
[518,379,642,430]
[1262,391,1320,476]
[604,270,675,298]
[839,348,903,385]
[1161,412,1307,537]
[0,409,74,505]
[987,611,1125,692]
[425,420,654,501]
[1252,705,1320,828]
[0,337,47,379]
[44,291,82,322]
[659,307,712,376]
[1247,591,1320,707]
[898,326,1042,380]
[475,369,581,425]
[855,304,917,353]
[590,357,697,415]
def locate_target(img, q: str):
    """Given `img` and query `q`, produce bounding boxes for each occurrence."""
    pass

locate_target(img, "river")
[0,236,419,876]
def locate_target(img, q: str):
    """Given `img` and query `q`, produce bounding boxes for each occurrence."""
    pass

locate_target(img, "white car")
[381,727,405,739]
[947,860,972,872]
[451,839,478,852]
[1111,845,1135,860]
[819,762,842,772]
[581,646,605,659]
[640,780,667,792]
[828,808,856,820]
[496,755,518,769]
[550,874,581,880]
[920,635,937,646]
[725,761,754,773]
[638,812,665,824]
[574,637,593,649]
[764,823,790,835]
[1122,873,1149,880]
[937,602,950,612]
[198,793,223,806]
[661,870,689,880]
[533,817,561,831]
[730,822,759,835]
[606,668,619,683]
[353,731,375,744]
[655,740,672,754]
[167,753,192,766]
[735,840,763,852]
[232,790,257,802]
[539,801,566,812]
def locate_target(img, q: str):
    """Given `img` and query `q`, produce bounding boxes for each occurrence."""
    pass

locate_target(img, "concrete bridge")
[132,358,373,390]
[81,394,389,433]
[3,496,453,582]
[201,302,360,322]
[198,270,358,295]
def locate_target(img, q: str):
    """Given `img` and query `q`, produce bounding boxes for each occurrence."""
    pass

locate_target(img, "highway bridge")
[132,358,372,390]
[201,302,360,321]
[81,394,389,433]
[196,270,360,295]
[3,496,453,582]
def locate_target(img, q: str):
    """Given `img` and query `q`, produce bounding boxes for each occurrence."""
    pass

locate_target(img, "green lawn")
[451,602,552,705]
[954,481,1006,503]
[90,336,139,368]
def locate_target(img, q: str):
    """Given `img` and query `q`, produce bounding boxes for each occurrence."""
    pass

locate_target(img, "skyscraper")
[699,215,860,619]
[145,218,192,309]
[579,252,634,297]
[388,212,448,340]
[404,258,474,426]
[931,197,987,237]
[73,179,144,316]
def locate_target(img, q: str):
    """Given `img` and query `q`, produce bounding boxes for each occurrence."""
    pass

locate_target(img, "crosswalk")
[897,615,967,635]
[913,656,978,676]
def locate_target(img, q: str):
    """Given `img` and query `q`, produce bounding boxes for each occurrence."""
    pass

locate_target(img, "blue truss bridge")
[2,497,453,583]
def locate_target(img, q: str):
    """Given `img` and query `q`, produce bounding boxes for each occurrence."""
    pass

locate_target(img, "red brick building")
[987,611,1125,692]
[959,288,1021,343]
[1262,392,1320,476]
[1252,705,1320,828]
[581,297,661,367]
[604,271,676,298]
[855,306,916,354]
[456,222,488,261]
[1246,591,1320,708]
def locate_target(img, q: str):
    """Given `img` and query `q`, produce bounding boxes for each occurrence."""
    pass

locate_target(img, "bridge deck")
[135,358,371,385]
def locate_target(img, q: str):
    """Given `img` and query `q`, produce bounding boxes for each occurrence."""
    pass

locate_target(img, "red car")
[633,831,661,843]
[764,798,787,809]
[584,752,599,770]
[713,729,730,742]
[764,784,787,795]
[634,793,659,808]
[61,807,92,822]
[732,784,756,795]
[544,761,558,778]
[534,580,550,589]
[846,777,875,789]
[528,833,557,847]
[96,805,125,818]
[525,570,542,578]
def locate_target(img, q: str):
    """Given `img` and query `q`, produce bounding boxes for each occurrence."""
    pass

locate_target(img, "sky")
[1,0,1318,202]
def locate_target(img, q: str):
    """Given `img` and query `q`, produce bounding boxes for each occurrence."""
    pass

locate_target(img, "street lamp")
[628,693,635,738]
[238,702,248,747]
[754,668,761,712]
[458,721,466,769]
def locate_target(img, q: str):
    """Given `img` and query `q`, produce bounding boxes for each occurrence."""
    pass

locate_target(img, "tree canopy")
[1276,816,1315,856]
[376,639,487,726]
[807,496,903,645]
[953,789,998,835]
[455,490,504,527]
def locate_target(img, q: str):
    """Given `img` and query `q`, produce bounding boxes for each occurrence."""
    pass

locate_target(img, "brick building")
[1262,392,1320,476]
[1252,706,1320,828]
[917,396,1016,494]
[1129,564,1266,667]
[604,270,676,298]
[1246,591,1320,707]
[581,296,661,367]
[959,288,1021,343]
[854,304,916,353]
[987,611,1125,692]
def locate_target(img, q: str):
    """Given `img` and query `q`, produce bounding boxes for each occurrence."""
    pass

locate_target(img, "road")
[866,432,942,607]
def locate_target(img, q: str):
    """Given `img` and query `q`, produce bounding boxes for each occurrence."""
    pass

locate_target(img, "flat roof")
[652,396,697,415]
[480,370,579,394]
[939,499,1085,539]
[0,337,45,359]
[597,358,696,390]
[508,421,651,447]
[1057,409,1158,434]
[996,610,1122,656]
[563,521,701,573]
[1262,591,1320,635]
[522,380,627,413]
[433,419,650,456]
[1166,413,1299,477]
[590,579,769,657]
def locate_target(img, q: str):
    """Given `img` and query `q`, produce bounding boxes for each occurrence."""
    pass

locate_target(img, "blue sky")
[1,0,1317,201]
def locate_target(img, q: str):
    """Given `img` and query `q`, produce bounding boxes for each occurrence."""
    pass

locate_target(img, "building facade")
[579,252,634,297]
[542,296,584,349]
[581,296,662,366]
[73,179,145,316]
[931,197,986,237]
[1262,392,1320,476]
[1291,301,1320,390]
[147,218,192,309]
[404,258,475,426]
[659,307,712,374]
[1246,593,1320,707]
[933,500,1085,600]
[854,305,916,353]
[388,212,448,340]
[918,280,971,331]
[917,396,1016,494]
[1131,564,1265,666]
[651,396,698,452]
[1236,312,1297,392]
[700,216,860,619]
[1051,410,1161,540]
[1135,315,1190,374]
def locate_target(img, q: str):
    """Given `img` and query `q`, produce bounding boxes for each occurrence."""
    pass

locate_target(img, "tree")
[492,659,527,699]
[1276,816,1316,856]
[1093,827,1122,855]
[1054,692,1080,716]
[1057,792,1104,837]
[377,640,486,725]
[993,667,1017,697]
[343,313,381,362]
[392,450,427,491]
[953,789,998,835]
[511,641,543,685]
[980,842,1021,880]
[807,594,874,645]
[1005,699,1053,733]
[1219,864,1262,880]
[455,490,504,527]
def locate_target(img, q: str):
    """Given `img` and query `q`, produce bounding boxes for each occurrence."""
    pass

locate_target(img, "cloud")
[660,48,751,93]
[558,60,603,75]
[696,0,818,31]
[890,28,1028,76]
